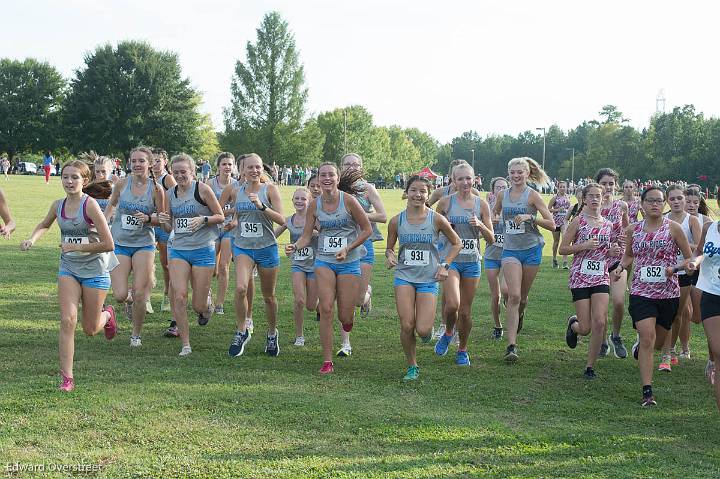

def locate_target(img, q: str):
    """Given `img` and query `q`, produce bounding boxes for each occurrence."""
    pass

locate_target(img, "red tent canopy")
[415,167,438,178]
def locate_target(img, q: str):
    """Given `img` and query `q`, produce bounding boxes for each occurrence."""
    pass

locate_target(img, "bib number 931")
[404,249,429,266]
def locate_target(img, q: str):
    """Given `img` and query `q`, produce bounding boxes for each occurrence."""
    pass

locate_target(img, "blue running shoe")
[455,350,470,366]
[435,333,453,356]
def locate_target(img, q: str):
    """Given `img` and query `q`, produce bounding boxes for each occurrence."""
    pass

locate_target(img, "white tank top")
[697,222,720,295]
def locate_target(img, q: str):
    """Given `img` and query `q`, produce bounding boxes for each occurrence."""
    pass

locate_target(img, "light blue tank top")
[167,182,218,250]
[355,181,383,242]
[233,183,276,249]
[316,193,361,264]
[111,176,156,247]
[286,214,318,273]
[501,187,543,251]
[396,210,440,283]
[443,194,482,263]
[57,195,109,277]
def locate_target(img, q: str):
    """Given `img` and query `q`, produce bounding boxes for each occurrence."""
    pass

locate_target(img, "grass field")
[1,175,719,478]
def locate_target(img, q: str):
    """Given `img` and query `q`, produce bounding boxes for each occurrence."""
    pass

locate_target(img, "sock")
[642,385,653,397]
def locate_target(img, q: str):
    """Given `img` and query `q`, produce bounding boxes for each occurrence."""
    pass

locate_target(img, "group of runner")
[2,149,720,410]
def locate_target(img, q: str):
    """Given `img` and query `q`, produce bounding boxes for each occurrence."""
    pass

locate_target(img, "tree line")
[1,12,718,185]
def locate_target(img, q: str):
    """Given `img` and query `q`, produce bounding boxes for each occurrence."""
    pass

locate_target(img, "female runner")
[20,160,117,391]
[151,149,175,315]
[220,154,284,358]
[434,163,494,365]
[335,153,386,357]
[104,146,164,347]
[561,183,621,379]
[493,157,555,362]
[614,186,692,406]
[623,180,642,223]
[485,177,509,340]
[548,180,571,269]
[158,154,224,356]
[386,175,460,380]
[210,152,238,315]
[597,168,630,359]
[286,163,372,374]
[658,185,700,371]
[275,187,318,346]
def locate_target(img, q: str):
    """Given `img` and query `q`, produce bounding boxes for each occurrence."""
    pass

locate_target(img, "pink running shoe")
[319,361,334,375]
[59,372,74,392]
[103,305,117,340]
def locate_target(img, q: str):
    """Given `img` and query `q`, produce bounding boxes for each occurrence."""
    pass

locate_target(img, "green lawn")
[1,176,718,478]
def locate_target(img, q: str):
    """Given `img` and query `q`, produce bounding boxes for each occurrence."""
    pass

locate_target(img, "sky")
[4,0,719,143]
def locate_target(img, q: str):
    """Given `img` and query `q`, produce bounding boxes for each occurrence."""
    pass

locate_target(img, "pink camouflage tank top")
[569,214,617,289]
[553,195,571,228]
[627,200,641,223]
[601,199,626,261]
[629,218,680,300]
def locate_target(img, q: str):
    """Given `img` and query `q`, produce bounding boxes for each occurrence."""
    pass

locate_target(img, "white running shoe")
[294,336,305,346]
[161,295,171,312]
[179,345,192,357]
[130,336,142,347]
[336,344,352,357]
[145,300,154,314]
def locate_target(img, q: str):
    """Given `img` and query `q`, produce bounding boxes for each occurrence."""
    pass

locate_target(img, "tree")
[63,40,204,156]
[0,58,66,161]
[224,11,308,163]
[190,115,221,162]
[599,105,627,125]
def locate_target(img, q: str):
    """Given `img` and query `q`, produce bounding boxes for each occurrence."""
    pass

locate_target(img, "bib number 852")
[640,265,665,283]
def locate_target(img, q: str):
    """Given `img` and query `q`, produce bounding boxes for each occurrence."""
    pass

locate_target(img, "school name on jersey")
[399,233,433,244]
[448,215,472,225]
[319,218,348,229]
[636,239,669,249]
[171,204,199,216]
[236,201,260,211]
[582,234,611,243]
[62,227,89,237]
[119,200,152,214]
[503,207,527,216]
[704,241,720,258]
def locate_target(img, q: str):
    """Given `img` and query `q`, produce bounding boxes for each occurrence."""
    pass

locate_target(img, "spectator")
[42,150,54,184]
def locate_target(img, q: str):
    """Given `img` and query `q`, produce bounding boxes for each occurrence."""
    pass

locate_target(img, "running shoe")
[253,266,258,278]
[609,334,628,359]
[679,350,691,360]
[145,300,154,314]
[164,324,179,338]
[179,345,192,357]
[403,365,419,381]
[124,301,133,321]
[562,261,569,270]
[130,336,142,347]
[246,318,254,334]
[59,372,74,392]
[566,315,578,349]
[455,350,471,366]
[641,395,657,407]
[198,307,213,326]
[517,312,524,334]
[336,344,352,357]
[583,367,596,380]
[658,355,672,372]
[294,336,305,346]
[434,333,453,356]
[103,305,117,340]
[504,344,519,362]
[553,259,559,269]
[598,342,609,358]
[360,285,372,318]
[706,360,715,382]
[670,350,679,366]
[316,311,320,322]
[265,332,280,357]
[319,361,334,374]
[432,327,443,341]
[491,327,504,340]
[228,330,250,357]
[161,295,171,312]
[214,305,225,315]
[631,335,640,360]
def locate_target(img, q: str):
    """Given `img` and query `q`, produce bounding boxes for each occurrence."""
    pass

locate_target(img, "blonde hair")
[451,162,474,181]
[508,157,550,188]
[170,153,197,174]
[447,159,468,178]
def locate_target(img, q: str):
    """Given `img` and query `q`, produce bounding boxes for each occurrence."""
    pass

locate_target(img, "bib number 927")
[640,265,665,283]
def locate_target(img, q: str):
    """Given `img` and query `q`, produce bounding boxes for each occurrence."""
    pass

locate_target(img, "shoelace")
[267,337,277,349]
[231,335,243,346]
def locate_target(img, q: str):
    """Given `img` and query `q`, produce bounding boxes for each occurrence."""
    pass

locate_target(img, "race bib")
[404,249,429,266]
[580,259,604,276]
[174,217,192,234]
[323,236,346,253]
[223,205,233,225]
[505,220,525,235]
[63,236,89,245]
[121,214,143,231]
[240,222,263,238]
[494,234,504,247]
[294,246,314,261]
[640,265,665,283]
[460,239,478,255]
